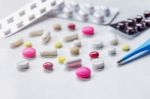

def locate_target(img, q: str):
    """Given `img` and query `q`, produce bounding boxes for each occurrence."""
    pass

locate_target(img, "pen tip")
[117,59,123,63]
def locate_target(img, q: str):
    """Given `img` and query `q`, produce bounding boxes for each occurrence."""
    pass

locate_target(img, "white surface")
[0,0,150,99]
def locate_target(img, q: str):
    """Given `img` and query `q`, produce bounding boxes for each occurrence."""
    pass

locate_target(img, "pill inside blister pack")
[0,0,65,38]
[57,1,119,25]
[110,10,150,39]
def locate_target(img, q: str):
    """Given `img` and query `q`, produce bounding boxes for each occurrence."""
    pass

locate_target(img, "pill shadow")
[76,77,91,82]
[118,50,150,66]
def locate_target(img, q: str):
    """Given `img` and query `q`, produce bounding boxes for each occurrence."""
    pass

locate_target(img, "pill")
[63,34,78,42]
[54,41,62,49]
[126,19,135,27]
[109,35,118,46]
[57,56,66,64]
[53,24,61,31]
[89,51,99,59]
[122,44,130,52]
[41,31,51,44]
[22,48,36,59]
[92,59,104,71]
[82,26,94,36]
[24,41,32,48]
[144,10,150,18]
[135,15,143,23]
[93,12,105,23]
[69,1,79,11]
[70,46,80,56]
[116,22,125,30]
[29,29,43,37]
[63,7,73,18]
[16,60,29,71]
[43,62,53,71]
[100,5,110,17]
[78,10,88,21]
[40,49,57,57]
[92,40,103,49]
[126,27,135,35]
[136,23,145,31]
[76,67,91,79]
[84,3,94,14]
[10,38,24,48]
[73,40,81,47]
[108,48,116,56]
[66,59,82,68]
[144,19,150,27]
[68,23,76,30]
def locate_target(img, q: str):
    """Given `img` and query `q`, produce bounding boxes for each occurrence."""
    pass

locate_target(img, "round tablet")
[122,44,130,52]
[55,41,62,49]
[82,26,94,36]
[92,40,103,49]
[92,59,104,71]
[53,24,61,31]
[76,67,91,79]
[22,48,36,59]
[17,60,29,71]
[108,48,116,56]
[57,56,66,64]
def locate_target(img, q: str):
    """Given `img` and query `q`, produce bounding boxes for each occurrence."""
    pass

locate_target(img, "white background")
[0,0,150,99]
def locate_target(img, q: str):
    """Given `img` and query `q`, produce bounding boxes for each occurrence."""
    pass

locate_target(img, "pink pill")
[82,26,94,36]
[76,67,91,79]
[22,48,36,59]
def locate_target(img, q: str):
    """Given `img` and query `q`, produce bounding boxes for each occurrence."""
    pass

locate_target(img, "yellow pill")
[24,41,32,48]
[55,41,62,49]
[122,44,130,52]
[57,56,66,64]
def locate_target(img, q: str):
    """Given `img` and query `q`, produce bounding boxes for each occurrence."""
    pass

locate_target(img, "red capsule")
[89,51,99,59]
[68,23,76,30]
[43,62,53,70]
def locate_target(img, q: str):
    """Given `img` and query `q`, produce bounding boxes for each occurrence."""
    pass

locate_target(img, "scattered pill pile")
[12,23,130,81]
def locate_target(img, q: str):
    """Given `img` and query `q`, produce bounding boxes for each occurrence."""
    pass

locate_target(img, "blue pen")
[117,39,150,65]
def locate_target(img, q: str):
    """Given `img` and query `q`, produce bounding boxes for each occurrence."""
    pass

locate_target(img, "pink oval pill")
[22,48,36,59]
[76,67,91,79]
[82,26,94,36]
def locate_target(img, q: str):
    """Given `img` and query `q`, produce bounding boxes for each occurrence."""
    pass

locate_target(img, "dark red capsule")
[43,62,53,70]
[89,51,99,59]
[68,23,76,30]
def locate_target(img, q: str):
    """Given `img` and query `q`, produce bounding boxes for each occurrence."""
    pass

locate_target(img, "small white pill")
[41,31,51,44]
[92,40,103,49]
[92,59,104,71]
[73,40,81,47]
[29,29,43,37]
[93,12,105,23]
[84,3,94,14]
[108,33,118,46]
[63,7,73,18]
[63,34,78,42]
[108,48,116,56]
[10,38,24,48]
[100,5,110,17]
[40,49,57,57]
[69,1,79,11]
[16,60,29,71]
[78,10,88,21]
